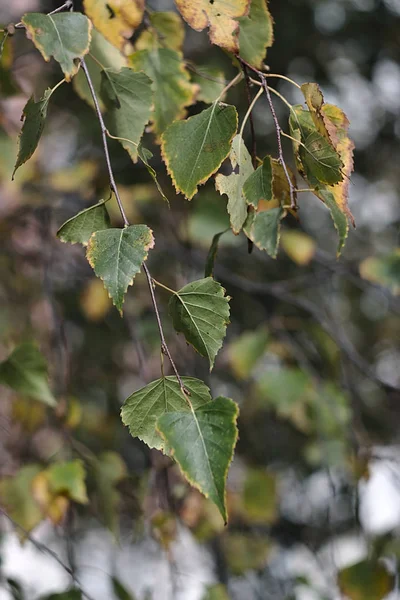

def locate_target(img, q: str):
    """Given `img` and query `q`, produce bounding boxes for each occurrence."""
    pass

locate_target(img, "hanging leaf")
[121,377,211,451]
[162,103,238,200]
[0,465,42,535]
[0,343,56,407]
[73,28,126,111]
[86,225,154,314]
[13,90,52,179]
[280,230,316,265]
[94,452,127,535]
[21,12,92,80]
[83,0,144,51]
[157,396,239,523]
[100,68,153,162]
[135,12,185,51]
[57,200,111,245]
[338,560,394,600]
[175,0,251,53]
[168,277,231,370]
[242,155,273,209]
[244,207,285,258]
[215,134,253,234]
[301,82,334,143]
[191,65,227,104]
[204,230,228,278]
[130,48,195,137]
[238,0,274,68]
[138,145,169,205]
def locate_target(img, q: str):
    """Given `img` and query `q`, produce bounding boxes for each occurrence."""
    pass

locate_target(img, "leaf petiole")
[239,86,264,138]
[152,278,176,295]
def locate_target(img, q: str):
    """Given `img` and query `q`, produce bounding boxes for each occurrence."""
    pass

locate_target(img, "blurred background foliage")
[0,0,400,599]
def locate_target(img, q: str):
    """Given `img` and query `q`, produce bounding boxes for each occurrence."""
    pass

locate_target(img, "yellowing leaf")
[157,396,239,523]
[359,251,400,294]
[0,465,43,535]
[280,230,316,265]
[22,12,92,80]
[215,134,253,234]
[80,278,112,321]
[130,48,195,137]
[83,0,144,51]
[175,0,250,53]
[161,103,238,200]
[135,12,185,51]
[238,0,274,68]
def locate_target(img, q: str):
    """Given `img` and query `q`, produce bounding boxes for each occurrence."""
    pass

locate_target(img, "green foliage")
[360,251,400,294]
[86,225,154,314]
[94,452,127,535]
[338,560,394,600]
[100,68,153,162]
[157,396,239,523]
[238,0,274,68]
[204,230,228,278]
[168,278,230,370]
[244,206,285,258]
[242,156,273,209]
[162,103,238,199]
[121,377,211,451]
[13,90,52,178]
[21,12,92,80]
[0,465,42,534]
[0,343,56,406]
[112,577,136,600]
[57,200,111,245]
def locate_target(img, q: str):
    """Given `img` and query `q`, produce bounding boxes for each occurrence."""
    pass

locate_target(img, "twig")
[14,1,73,28]
[79,58,187,393]
[236,56,297,210]
[242,64,257,169]
[0,508,95,600]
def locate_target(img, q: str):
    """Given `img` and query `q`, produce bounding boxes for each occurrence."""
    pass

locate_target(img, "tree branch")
[79,58,186,392]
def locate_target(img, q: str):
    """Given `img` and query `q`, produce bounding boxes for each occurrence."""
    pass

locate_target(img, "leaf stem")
[14,0,73,28]
[241,64,258,169]
[236,56,297,210]
[216,72,243,102]
[79,57,187,393]
[267,86,294,110]
[106,130,138,147]
[152,278,176,295]
[264,73,302,89]
[239,86,263,141]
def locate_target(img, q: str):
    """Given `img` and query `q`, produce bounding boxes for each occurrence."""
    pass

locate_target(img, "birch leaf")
[83,0,144,51]
[57,200,111,246]
[238,0,274,68]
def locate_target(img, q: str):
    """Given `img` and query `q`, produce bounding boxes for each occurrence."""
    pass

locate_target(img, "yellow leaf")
[280,230,316,265]
[32,472,70,524]
[83,0,144,51]
[80,277,112,321]
[175,0,251,53]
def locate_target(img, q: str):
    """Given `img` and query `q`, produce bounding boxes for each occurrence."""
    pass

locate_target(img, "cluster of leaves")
[1,0,356,529]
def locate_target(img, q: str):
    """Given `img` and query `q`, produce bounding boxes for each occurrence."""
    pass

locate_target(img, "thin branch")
[242,64,258,168]
[14,1,73,28]
[0,508,95,600]
[236,56,297,210]
[79,58,187,393]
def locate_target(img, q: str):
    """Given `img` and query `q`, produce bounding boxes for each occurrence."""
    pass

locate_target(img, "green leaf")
[95,452,127,535]
[243,468,277,524]
[21,12,92,80]
[204,230,228,278]
[7,578,25,600]
[244,206,284,258]
[317,188,349,255]
[215,134,253,234]
[135,12,185,52]
[242,155,273,209]
[12,90,52,179]
[130,48,195,137]
[168,278,231,370]
[138,145,169,205]
[202,584,230,600]
[0,465,42,535]
[0,343,56,407]
[57,200,111,245]
[100,68,153,162]
[112,577,136,600]
[86,225,154,314]
[121,377,211,451]
[157,396,239,523]
[238,0,274,68]
[162,103,238,200]
[73,28,126,111]
[44,460,88,504]
[191,65,227,104]
[338,560,394,600]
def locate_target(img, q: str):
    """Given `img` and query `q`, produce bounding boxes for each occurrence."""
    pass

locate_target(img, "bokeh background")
[1,0,400,599]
